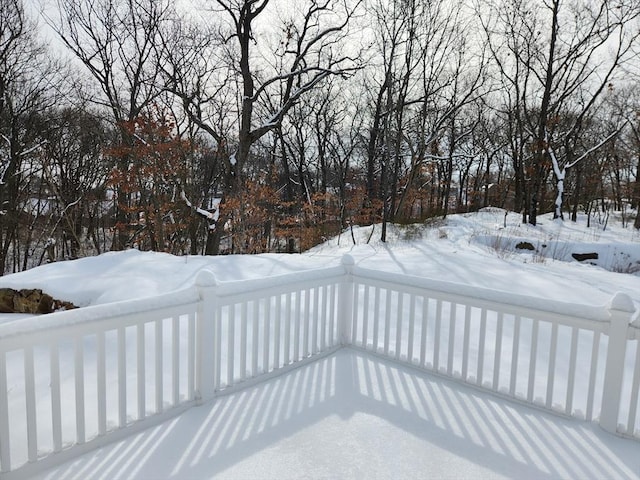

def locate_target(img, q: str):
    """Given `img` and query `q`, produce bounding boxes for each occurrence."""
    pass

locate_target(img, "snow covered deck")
[33,349,639,480]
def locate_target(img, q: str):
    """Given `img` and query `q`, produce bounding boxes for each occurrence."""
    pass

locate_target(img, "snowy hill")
[309,208,640,306]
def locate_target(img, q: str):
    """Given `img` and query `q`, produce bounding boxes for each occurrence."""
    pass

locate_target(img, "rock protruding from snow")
[0,288,77,314]
[572,252,599,262]
[516,241,535,251]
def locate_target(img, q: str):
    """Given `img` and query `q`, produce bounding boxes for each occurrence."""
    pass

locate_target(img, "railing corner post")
[338,254,355,346]
[600,292,634,434]
[196,270,218,402]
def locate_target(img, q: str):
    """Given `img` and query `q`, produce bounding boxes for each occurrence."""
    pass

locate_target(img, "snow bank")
[0,287,200,339]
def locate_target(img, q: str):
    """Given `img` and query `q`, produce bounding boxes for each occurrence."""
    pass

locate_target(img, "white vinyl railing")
[0,254,638,478]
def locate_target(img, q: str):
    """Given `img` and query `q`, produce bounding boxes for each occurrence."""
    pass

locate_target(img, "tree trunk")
[571,164,582,222]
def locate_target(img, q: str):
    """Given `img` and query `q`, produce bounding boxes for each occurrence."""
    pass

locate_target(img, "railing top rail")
[351,265,625,324]
[0,286,200,341]
[202,265,346,297]
[0,259,635,343]
[0,265,346,342]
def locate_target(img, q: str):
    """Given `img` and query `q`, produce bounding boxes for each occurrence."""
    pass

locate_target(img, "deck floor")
[33,348,639,480]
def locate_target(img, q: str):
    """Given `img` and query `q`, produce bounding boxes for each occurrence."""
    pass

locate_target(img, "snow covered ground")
[1,208,640,478]
[32,349,640,480]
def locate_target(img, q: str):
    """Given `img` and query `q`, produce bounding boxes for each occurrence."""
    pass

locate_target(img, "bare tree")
[278,77,358,238]
[483,0,640,225]
[47,0,174,249]
[541,2,639,221]
[365,0,487,240]
[0,0,62,273]
[478,0,535,221]
[163,0,362,252]
[40,107,112,259]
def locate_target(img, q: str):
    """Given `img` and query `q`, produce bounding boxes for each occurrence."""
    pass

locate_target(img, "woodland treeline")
[1,0,639,273]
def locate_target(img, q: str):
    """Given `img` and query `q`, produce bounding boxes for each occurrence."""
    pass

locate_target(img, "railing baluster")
[74,338,86,444]
[509,316,521,396]
[137,324,145,420]
[462,305,471,381]
[312,287,320,353]
[395,292,404,360]
[25,346,37,461]
[284,293,292,364]
[187,313,195,401]
[275,294,282,367]
[362,285,370,349]
[408,294,416,363]
[626,343,640,435]
[228,305,235,384]
[252,300,259,375]
[383,289,391,356]
[493,312,504,391]
[351,283,359,346]
[263,298,271,372]
[585,333,598,419]
[434,300,443,371]
[303,289,311,358]
[214,304,222,391]
[97,331,106,435]
[172,317,180,406]
[565,327,578,415]
[240,302,248,379]
[50,343,62,452]
[447,303,457,376]
[420,296,429,367]
[155,320,163,413]
[546,322,559,409]
[118,327,127,427]
[328,284,336,346]
[294,291,301,362]
[372,287,380,353]
[477,308,487,384]
[527,320,539,403]
[0,350,10,472]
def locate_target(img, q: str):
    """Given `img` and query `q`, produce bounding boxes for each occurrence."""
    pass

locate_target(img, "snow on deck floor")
[34,349,639,480]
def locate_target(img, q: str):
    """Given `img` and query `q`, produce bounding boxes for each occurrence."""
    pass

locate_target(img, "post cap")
[341,253,356,266]
[609,292,635,313]
[196,269,218,287]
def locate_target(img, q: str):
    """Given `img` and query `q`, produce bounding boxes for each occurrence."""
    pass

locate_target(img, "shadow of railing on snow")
[39,349,639,480]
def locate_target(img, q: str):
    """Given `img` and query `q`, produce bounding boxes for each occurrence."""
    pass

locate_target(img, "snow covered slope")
[1,208,639,315]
